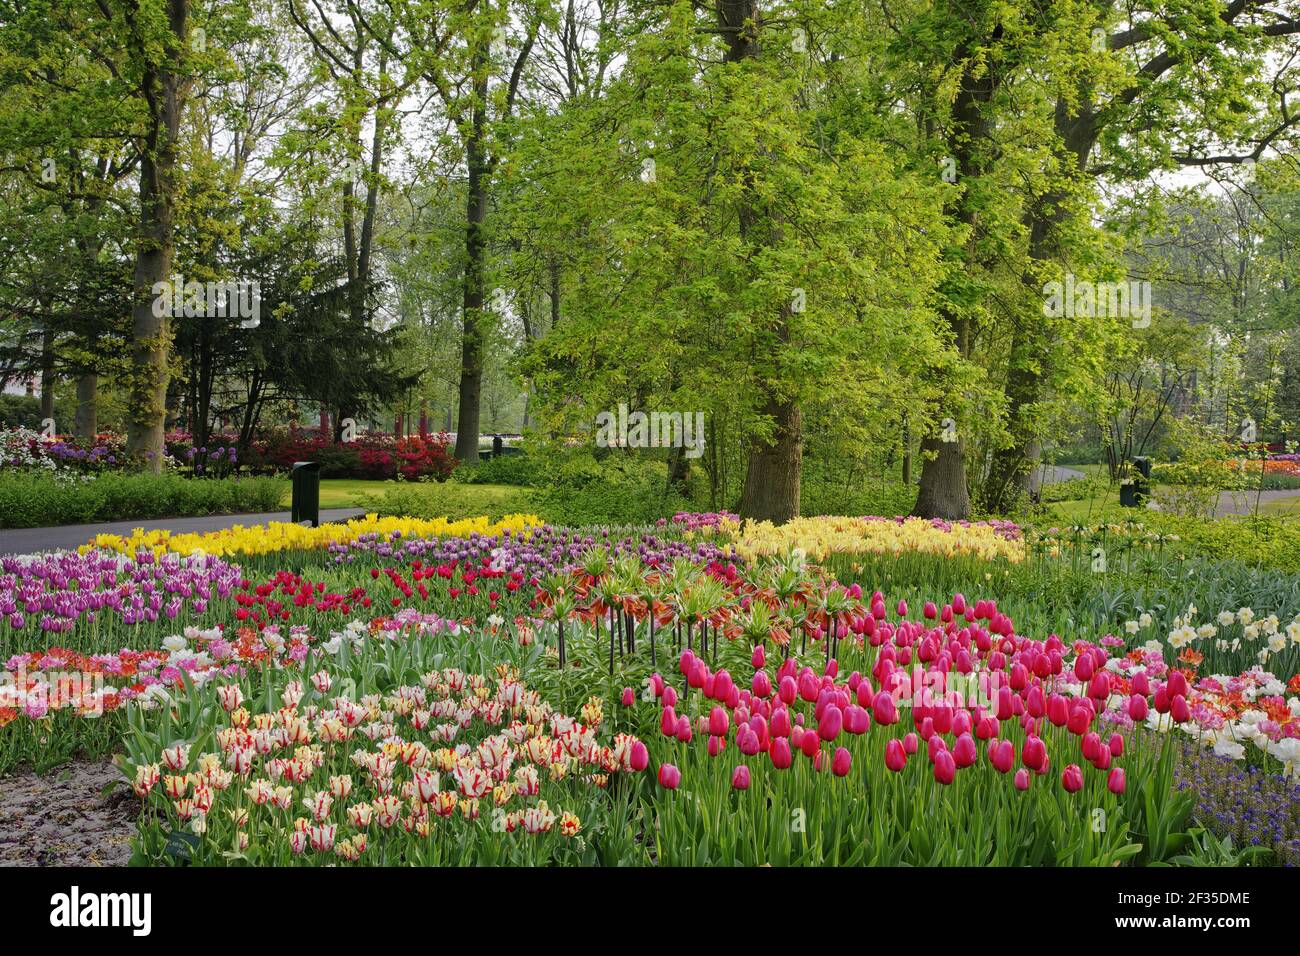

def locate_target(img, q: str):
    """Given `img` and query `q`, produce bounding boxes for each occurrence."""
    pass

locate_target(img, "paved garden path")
[0,507,366,556]
[1036,465,1087,484]
[1209,489,1300,517]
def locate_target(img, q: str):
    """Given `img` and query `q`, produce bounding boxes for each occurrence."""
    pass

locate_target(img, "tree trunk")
[74,373,98,440]
[982,102,1095,514]
[913,436,970,518]
[126,0,188,474]
[715,0,803,523]
[739,397,801,522]
[453,48,490,465]
[912,24,1002,519]
[39,325,55,423]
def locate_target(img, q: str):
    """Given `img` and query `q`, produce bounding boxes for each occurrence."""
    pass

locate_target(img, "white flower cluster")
[1123,604,1300,664]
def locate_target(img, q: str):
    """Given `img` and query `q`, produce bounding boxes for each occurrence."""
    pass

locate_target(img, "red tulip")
[732,765,751,790]
[1107,767,1126,795]
[923,601,938,619]
[752,670,772,699]
[1061,764,1084,793]
[800,728,820,758]
[1047,694,1069,727]
[1081,732,1102,762]
[885,739,907,772]
[1074,653,1094,681]
[1167,670,1188,698]
[1022,735,1047,773]
[621,687,634,707]
[832,747,852,777]
[657,764,681,789]
[903,732,919,754]
[1131,670,1150,696]
[1067,701,1093,736]
[662,685,678,709]
[751,645,766,669]
[1109,733,1124,758]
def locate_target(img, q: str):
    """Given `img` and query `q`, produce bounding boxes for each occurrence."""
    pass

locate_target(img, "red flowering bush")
[242,428,457,481]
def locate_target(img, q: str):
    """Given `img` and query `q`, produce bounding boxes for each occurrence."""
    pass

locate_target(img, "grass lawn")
[280,479,536,514]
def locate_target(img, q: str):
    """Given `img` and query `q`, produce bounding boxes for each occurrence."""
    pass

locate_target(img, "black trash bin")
[291,461,321,527]
[1120,456,1151,508]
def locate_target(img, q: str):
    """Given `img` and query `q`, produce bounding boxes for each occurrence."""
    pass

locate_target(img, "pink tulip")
[832,747,852,777]
[1107,768,1126,795]
[1171,694,1191,723]
[885,739,907,772]
[873,692,899,725]
[1167,670,1188,698]
[675,717,692,743]
[751,645,765,669]
[621,687,634,707]
[844,704,870,735]
[771,707,792,737]
[1109,733,1124,758]
[1014,768,1031,791]
[657,764,681,789]
[953,733,978,769]
[732,765,751,790]
[707,734,725,758]
[770,737,793,770]
[933,749,956,785]
[818,705,843,741]
[1061,764,1084,793]
[990,739,1014,774]
[708,706,729,737]
[660,706,677,738]
[662,685,678,709]
[630,740,649,772]
[903,732,919,754]
[1128,693,1148,721]
[752,670,772,699]
[778,675,797,706]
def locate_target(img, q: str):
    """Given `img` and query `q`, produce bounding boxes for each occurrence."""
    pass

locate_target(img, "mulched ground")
[0,760,137,866]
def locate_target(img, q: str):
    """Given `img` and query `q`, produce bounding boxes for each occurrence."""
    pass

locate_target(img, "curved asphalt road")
[0,508,366,556]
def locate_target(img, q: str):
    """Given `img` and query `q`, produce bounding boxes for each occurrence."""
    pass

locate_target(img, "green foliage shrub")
[0,474,287,528]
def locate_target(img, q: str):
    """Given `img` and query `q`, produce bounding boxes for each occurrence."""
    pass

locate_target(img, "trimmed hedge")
[0,473,287,528]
